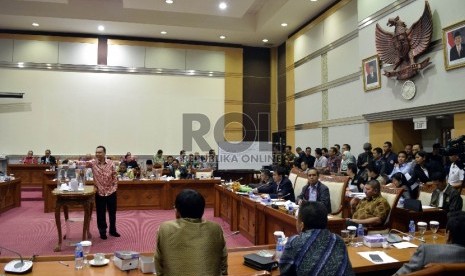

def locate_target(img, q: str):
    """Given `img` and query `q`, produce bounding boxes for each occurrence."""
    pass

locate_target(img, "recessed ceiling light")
[310,0,318,2]
[281,23,288,27]
[165,0,174,4]
[219,2,227,10]
[161,31,167,35]
[219,35,226,39]
[32,22,39,27]
[98,25,105,31]
[262,39,269,43]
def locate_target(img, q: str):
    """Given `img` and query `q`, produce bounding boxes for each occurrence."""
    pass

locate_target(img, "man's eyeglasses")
[307,174,317,177]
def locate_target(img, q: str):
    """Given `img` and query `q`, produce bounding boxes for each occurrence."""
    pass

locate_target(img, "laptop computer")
[403,198,423,212]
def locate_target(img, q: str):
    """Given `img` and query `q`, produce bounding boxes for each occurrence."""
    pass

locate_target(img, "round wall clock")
[401,80,416,100]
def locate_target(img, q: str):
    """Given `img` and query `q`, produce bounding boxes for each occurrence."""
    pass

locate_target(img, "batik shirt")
[279,228,354,276]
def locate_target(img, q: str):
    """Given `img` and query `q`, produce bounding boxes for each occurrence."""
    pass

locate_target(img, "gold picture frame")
[443,19,465,71]
[362,55,381,92]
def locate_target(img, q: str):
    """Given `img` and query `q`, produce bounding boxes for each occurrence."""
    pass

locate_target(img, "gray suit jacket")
[395,244,465,275]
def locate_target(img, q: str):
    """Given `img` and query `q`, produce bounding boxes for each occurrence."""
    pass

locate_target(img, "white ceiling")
[0,0,338,47]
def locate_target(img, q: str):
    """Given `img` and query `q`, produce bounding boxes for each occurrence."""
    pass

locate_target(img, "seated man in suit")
[430,171,463,215]
[347,180,390,227]
[251,169,276,193]
[296,168,332,214]
[40,149,57,165]
[169,159,188,179]
[394,211,465,275]
[155,189,227,276]
[266,167,295,202]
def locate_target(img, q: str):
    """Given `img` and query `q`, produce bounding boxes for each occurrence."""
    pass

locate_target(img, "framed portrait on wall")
[443,20,465,71]
[362,55,381,92]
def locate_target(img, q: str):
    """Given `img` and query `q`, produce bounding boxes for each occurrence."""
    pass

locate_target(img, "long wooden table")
[0,232,446,275]
[214,185,346,245]
[0,178,21,214]
[43,179,220,213]
[7,164,51,187]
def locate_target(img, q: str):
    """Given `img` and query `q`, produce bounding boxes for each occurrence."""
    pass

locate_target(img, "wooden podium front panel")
[8,164,50,187]
[117,181,165,210]
[167,179,220,209]
[215,185,234,230]
[237,196,257,244]
[0,178,21,213]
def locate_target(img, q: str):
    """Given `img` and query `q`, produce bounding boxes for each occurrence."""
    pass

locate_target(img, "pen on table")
[58,261,69,267]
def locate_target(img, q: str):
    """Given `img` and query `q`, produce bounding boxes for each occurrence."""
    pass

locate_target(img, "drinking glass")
[417,222,427,242]
[429,221,439,240]
[347,226,357,246]
[341,230,350,246]
[80,241,92,266]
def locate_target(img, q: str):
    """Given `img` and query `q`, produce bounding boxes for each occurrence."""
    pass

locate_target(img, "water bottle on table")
[275,237,285,262]
[357,224,364,244]
[408,220,416,241]
[75,243,84,270]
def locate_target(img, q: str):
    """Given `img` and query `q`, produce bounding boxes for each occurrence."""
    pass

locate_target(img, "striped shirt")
[279,229,354,276]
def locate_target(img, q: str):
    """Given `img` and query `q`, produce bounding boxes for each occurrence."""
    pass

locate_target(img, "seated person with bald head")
[347,180,390,227]
[296,168,331,214]
[279,201,354,275]
[155,189,227,276]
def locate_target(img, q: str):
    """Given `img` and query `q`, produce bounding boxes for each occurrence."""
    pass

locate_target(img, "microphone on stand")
[387,229,425,243]
[277,193,290,200]
[235,177,243,182]
[0,246,34,274]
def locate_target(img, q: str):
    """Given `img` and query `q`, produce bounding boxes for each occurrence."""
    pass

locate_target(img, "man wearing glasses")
[296,168,331,214]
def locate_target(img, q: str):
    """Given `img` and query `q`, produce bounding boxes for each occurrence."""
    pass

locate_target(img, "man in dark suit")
[169,159,188,179]
[251,169,276,194]
[394,212,465,275]
[296,168,332,214]
[429,172,463,215]
[366,63,377,84]
[40,149,57,165]
[450,31,465,61]
[268,167,295,202]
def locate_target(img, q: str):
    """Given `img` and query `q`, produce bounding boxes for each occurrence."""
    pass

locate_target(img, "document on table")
[392,242,418,249]
[358,251,398,264]
[421,205,435,209]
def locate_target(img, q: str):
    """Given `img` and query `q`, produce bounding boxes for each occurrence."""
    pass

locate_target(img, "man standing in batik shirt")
[83,145,120,240]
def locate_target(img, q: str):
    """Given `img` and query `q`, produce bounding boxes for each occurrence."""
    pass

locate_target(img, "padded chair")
[319,175,348,217]
[461,194,465,211]
[367,186,403,235]
[403,263,465,276]
[288,168,299,188]
[294,176,308,197]
[418,184,436,206]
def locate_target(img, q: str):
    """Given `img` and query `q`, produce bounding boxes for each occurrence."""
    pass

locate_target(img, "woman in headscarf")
[340,151,355,174]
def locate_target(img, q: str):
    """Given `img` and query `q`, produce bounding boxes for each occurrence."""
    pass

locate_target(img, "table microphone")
[0,246,33,274]
[235,177,243,182]
[225,231,240,238]
[387,228,425,243]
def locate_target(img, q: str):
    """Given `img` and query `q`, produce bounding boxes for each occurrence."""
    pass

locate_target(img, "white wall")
[0,68,224,155]
[295,128,323,152]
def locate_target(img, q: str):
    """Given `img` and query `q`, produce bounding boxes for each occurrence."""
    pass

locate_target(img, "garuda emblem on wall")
[375,1,433,80]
